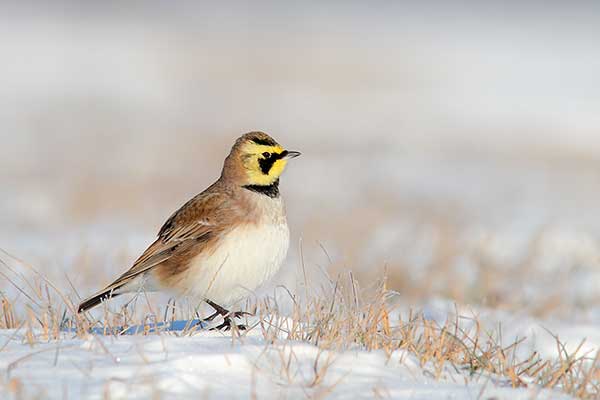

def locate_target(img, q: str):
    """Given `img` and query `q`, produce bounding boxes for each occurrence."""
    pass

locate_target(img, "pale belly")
[171,222,290,306]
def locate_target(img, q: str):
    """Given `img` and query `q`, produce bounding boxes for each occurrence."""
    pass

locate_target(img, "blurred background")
[2,1,600,318]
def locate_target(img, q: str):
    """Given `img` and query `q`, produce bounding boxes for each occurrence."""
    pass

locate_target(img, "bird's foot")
[201,309,251,322]
[211,316,247,331]
[230,310,253,318]
[203,299,252,330]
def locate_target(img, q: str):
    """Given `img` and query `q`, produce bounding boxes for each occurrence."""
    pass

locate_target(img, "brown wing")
[112,186,234,286]
[78,183,238,312]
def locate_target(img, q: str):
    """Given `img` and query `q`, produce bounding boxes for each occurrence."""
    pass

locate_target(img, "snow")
[0,329,572,400]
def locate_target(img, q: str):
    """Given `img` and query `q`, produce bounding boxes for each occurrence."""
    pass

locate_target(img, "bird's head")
[222,131,301,188]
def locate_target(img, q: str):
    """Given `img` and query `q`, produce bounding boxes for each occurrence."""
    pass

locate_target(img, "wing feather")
[78,184,235,311]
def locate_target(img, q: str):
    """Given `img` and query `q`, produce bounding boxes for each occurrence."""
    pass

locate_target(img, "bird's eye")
[262,152,271,158]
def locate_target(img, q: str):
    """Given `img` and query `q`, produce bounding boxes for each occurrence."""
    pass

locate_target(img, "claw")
[211,316,247,331]
[231,311,253,319]
[202,299,251,330]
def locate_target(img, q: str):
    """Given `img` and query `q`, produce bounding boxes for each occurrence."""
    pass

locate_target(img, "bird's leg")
[205,299,248,331]
[196,303,220,322]
[206,299,252,319]
[200,310,221,322]
[205,299,230,316]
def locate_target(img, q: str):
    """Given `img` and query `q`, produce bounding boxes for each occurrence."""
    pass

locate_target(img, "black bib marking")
[243,179,280,198]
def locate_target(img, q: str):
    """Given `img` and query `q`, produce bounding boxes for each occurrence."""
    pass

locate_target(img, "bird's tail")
[77,287,123,313]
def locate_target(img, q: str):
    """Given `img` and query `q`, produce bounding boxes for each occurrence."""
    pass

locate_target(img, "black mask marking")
[258,151,287,175]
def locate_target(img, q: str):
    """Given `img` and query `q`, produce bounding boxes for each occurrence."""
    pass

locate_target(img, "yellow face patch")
[241,142,289,185]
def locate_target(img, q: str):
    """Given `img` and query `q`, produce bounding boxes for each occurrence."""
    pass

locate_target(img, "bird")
[77,131,300,330]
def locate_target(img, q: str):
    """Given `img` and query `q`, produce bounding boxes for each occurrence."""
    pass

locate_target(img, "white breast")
[181,220,290,307]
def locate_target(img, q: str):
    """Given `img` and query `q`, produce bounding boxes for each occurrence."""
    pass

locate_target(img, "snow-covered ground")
[0,328,573,400]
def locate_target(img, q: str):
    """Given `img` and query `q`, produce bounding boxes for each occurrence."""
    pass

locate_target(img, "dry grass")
[0,248,598,399]
[256,274,600,399]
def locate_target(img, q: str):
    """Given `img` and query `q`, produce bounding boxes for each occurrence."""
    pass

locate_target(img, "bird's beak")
[283,150,301,159]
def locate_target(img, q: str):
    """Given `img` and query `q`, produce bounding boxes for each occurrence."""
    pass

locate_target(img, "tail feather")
[77,288,123,313]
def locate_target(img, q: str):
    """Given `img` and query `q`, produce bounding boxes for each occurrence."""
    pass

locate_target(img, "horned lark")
[77,132,300,330]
